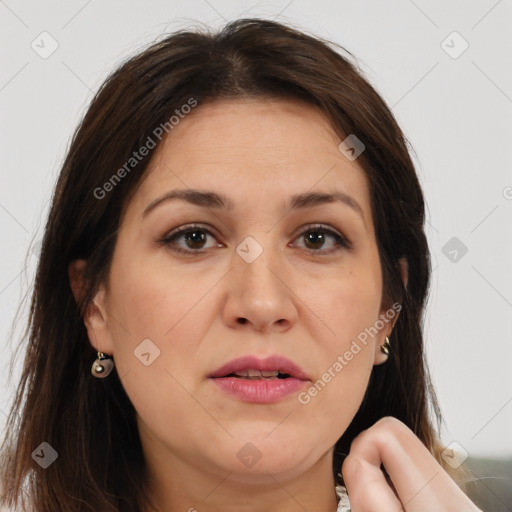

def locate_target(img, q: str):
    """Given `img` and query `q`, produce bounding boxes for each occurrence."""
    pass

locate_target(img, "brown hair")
[0,18,459,511]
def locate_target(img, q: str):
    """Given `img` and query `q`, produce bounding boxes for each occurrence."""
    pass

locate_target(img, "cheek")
[105,259,210,431]
[320,258,383,350]
[301,305,377,443]
[302,257,381,428]
[110,253,212,339]
[107,253,220,388]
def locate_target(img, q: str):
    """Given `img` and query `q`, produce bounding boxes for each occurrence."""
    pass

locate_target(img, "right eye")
[159,224,222,254]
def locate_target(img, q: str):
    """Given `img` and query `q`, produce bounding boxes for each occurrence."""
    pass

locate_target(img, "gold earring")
[380,336,391,356]
[91,351,115,378]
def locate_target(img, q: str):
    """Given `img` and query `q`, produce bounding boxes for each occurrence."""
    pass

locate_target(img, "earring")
[91,351,114,378]
[380,336,391,356]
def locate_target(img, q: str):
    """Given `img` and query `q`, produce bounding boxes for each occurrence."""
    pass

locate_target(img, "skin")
[69,99,479,512]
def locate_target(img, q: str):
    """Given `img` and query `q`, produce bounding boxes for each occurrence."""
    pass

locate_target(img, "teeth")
[261,370,280,377]
[233,369,280,378]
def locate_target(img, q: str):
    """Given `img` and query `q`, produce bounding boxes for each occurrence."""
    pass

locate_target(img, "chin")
[225,456,316,485]
[215,436,318,480]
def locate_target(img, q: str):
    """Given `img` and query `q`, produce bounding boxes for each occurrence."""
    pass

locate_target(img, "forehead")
[150,98,345,162]
[128,98,372,222]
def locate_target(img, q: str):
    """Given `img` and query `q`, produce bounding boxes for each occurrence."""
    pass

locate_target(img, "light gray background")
[1,0,511,461]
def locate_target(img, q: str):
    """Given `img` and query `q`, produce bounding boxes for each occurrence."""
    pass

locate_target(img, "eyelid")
[162,223,220,242]
[296,222,342,239]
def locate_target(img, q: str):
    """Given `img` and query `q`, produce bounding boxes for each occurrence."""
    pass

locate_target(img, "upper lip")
[209,354,311,380]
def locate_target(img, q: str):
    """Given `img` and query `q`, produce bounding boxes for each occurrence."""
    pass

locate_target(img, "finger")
[342,454,404,511]
[348,417,479,511]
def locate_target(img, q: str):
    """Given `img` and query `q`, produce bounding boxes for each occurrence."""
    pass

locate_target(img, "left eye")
[160,223,351,255]
[294,225,351,252]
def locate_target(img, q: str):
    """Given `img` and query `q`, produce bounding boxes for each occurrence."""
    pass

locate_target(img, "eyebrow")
[142,188,365,224]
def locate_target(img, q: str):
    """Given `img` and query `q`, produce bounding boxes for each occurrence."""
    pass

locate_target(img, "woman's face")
[76,98,398,486]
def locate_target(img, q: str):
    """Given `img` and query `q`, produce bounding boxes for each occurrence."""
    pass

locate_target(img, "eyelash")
[159,223,352,256]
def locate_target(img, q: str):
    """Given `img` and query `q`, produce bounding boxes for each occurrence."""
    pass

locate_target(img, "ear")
[68,259,114,355]
[399,256,408,289]
[373,257,408,365]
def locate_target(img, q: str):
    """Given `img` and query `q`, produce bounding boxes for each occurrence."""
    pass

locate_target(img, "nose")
[221,241,299,334]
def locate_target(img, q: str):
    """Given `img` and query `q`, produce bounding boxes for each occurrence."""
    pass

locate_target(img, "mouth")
[222,369,293,380]
[208,354,310,402]
[208,354,311,382]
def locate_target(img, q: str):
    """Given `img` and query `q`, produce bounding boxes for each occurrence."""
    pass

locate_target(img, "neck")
[142,446,339,512]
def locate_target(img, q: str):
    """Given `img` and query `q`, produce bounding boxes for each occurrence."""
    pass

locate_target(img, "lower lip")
[210,377,308,403]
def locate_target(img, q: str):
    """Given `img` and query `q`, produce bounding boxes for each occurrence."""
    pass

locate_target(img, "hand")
[341,416,481,511]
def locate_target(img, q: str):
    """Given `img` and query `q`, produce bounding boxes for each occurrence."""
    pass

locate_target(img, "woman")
[0,18,481,512]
